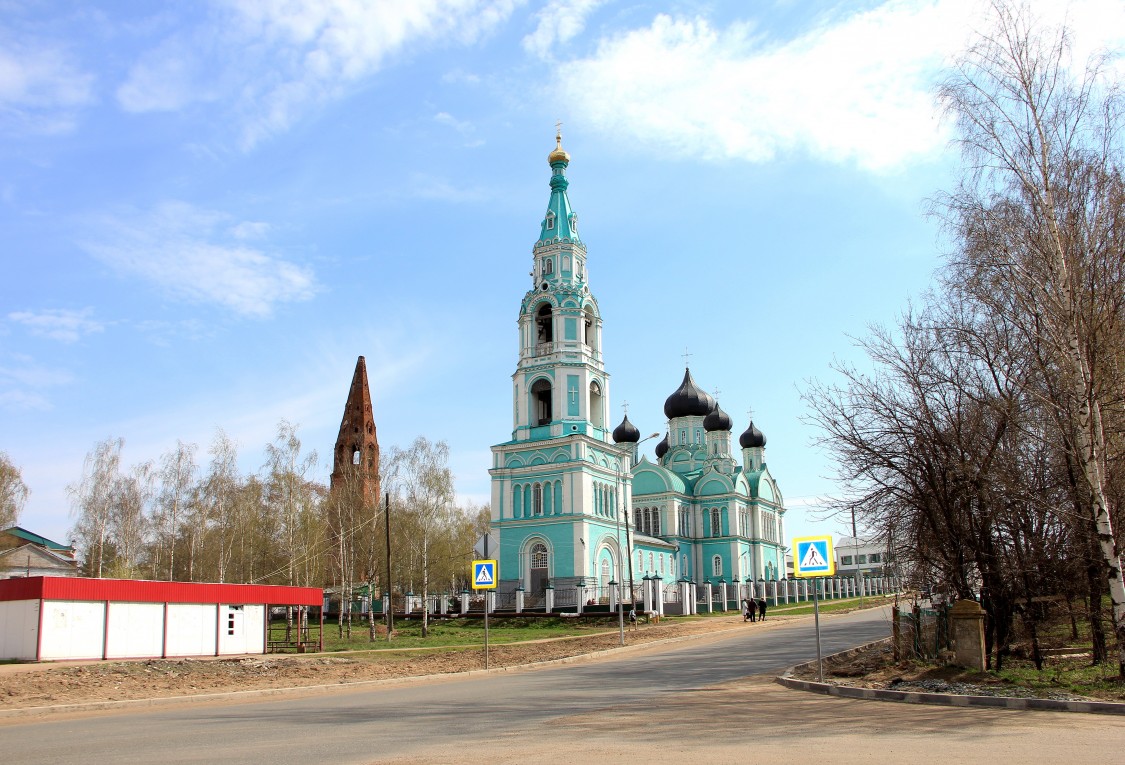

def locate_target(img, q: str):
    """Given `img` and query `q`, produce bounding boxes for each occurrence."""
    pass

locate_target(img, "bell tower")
[331,355,380,503]
[490,132,632,595]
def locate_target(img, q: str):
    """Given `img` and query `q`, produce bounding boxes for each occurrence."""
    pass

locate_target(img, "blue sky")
[4,0,1124,548]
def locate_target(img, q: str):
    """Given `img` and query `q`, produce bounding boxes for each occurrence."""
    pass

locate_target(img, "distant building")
[0,527,78,580]
[835,536,891,579]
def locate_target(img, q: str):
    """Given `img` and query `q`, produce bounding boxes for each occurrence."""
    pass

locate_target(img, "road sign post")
[792,536,836,683]
[472,559,497,669]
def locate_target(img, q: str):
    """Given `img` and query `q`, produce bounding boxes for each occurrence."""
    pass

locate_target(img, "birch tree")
[154,440,198,580]
[937,1,1125,675]
[385,437,454,638]
[68,438,124,577]
[0,451,29,528]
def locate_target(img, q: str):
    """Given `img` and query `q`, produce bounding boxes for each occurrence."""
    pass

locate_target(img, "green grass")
[769,595,888,617]
[282,616,625,653]
[995,658,1125,700]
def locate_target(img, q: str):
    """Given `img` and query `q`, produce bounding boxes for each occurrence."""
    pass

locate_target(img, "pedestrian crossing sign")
[793,536,835,578]
[472,559,497,590]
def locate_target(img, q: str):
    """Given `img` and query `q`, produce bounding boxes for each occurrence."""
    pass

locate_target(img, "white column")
[655,576,665,616]
[516,588,525,613]
[460,591,469,614]
[545,586,555,613]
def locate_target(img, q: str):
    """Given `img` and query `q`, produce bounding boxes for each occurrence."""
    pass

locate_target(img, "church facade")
[489,135,785,601]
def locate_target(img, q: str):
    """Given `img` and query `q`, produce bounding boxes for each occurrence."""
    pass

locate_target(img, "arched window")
[648,552,654,572]
[545,211,555,230]
[532,483,543,516]
[589,381,604,428]
[530,378,552,425]
[659,554,665,574]
[532,543,548,568]
[536,304,554,344]
[583,306,597,349]
[642,509,651,536]
[652,509,661,536]
[679,509,690,537]
[544,257,554,275]
[711,508,721,537]
[600,558,611,588]
[512,485,523,519]
[712,555,722,578]
[633,508,641,531]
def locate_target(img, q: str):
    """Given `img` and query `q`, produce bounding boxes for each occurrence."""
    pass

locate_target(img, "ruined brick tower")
[330,356,380,503]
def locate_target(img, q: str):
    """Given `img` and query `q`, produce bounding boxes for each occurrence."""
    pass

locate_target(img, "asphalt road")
[3,608,1120,765]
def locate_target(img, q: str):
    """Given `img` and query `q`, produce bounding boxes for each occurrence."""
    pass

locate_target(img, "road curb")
[776,639,1125,715]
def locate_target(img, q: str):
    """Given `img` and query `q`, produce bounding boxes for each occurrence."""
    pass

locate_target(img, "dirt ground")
[789,640,1125,701]
[0,613,782,710]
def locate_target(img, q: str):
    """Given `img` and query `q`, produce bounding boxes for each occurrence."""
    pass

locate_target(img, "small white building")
[0,576,322,662]
[835,536,891,579]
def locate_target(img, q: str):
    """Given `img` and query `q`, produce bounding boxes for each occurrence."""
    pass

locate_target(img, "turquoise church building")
[489,134,786,603]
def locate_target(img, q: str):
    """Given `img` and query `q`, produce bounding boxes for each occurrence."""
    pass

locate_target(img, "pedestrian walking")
[628,606,638,631]
[757,597,767,621]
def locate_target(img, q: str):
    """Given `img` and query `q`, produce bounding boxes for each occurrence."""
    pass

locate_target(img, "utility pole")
[384,491,393,642]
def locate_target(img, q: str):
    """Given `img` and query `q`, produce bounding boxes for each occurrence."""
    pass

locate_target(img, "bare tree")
[68,438,124,577]
[200,429,241,583]
[154,440,198,580]
[108,460,154,578]
[0,451,29,529]
[937,1,1125,674]
[385,437,454,638]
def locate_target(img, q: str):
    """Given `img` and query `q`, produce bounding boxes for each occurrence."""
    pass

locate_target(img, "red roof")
[0,576,322,606]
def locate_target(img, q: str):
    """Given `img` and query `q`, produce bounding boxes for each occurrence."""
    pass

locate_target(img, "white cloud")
[116,38,212,113]
[217,0,522,149]
[8,308,105,343]
[522,0,606,60]
[0,354,73,412]
[82,202,318,318]
[0,35,95,134]
[553,0,1125,172]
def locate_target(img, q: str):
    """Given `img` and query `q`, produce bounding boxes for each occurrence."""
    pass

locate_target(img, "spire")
[538,127,581,245]
[331,356,380,503]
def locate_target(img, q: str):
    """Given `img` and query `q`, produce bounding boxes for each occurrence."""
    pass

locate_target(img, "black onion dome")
[704,402,732,432]
[612,414,641,443]
[654,433,670,458]
[663,368,715,419]
[739,421,766,448]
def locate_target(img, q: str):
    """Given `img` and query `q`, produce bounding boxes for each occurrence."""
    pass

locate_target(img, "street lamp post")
[615,431,660,642]
[851,507,864,605]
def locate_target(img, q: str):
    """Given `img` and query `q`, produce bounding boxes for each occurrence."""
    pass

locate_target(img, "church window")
[633,508,641,531]
[563,255,571,272]
[695,429,702,444]
[532,543,548,568]
[600,559,610,588]
[531,379,552,425]
[545,211,555,230]
[679,509,689,537]
[589,381,604,428]
[532,483,543,516]
[352,448,360,465]
[651,509,660,536]
[544,258,554,275]
[710,509,721,537]
[648,552,654,571]
[659,554,665,574]
[512,485,523,519]
[712,555,722,578]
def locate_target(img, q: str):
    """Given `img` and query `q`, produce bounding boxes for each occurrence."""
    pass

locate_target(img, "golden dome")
[548,129,570,165]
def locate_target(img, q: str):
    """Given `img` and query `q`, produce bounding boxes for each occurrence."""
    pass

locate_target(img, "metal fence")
[894,604,952,660]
